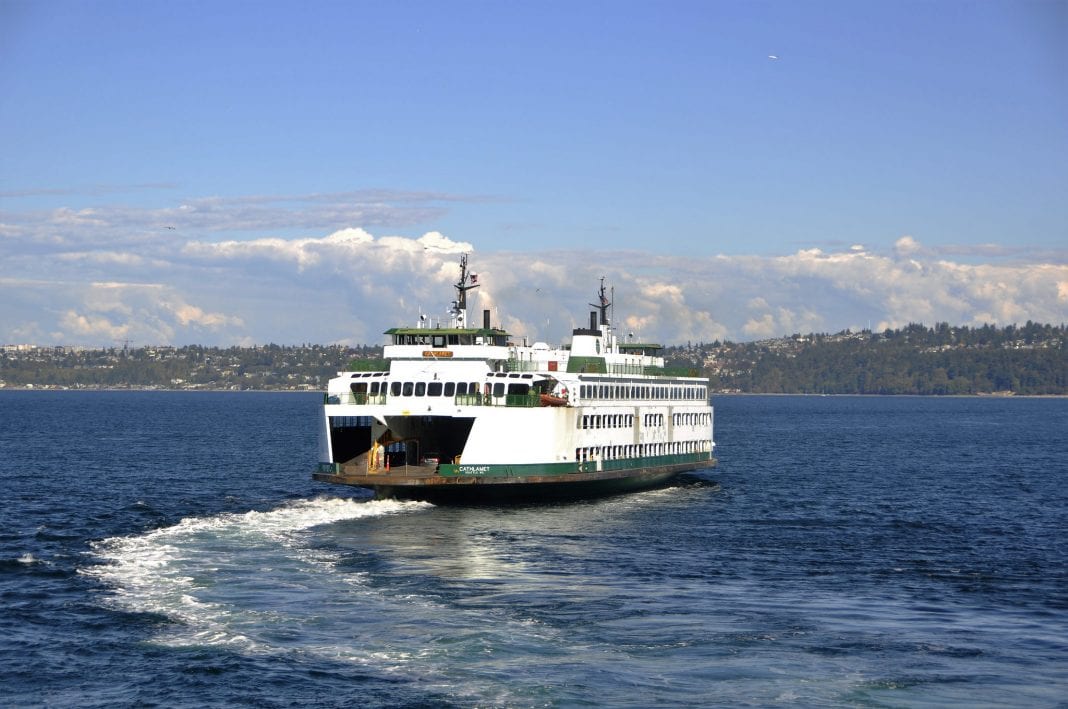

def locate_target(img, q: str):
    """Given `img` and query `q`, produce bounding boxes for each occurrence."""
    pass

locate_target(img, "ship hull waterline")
[313,458,717,503]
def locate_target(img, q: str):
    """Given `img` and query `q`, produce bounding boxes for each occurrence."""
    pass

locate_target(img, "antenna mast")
[590,277,611,328]
[450,254,480,327]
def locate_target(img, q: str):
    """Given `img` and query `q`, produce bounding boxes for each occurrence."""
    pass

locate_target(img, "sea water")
[1,391,1065,707]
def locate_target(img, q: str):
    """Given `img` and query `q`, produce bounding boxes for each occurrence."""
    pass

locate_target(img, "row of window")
[390,333,508,346]
[582,413,634,429]
[349,377,710,406]
[352,380,532,398]
[576,439,711,462]
[580,412,710,430]
[579,383,707,402]
[329,416,373,428]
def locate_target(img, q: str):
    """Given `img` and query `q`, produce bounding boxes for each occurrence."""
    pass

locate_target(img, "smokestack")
[483,309,491,329]
[590,311,598,330]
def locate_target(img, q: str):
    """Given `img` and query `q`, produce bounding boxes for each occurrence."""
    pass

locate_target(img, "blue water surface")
[1,391,1066,707]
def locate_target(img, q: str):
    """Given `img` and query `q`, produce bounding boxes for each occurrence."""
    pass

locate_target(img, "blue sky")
[1,1,1065,346]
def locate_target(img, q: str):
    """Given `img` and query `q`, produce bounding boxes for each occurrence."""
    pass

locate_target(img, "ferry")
[313,255,716,502]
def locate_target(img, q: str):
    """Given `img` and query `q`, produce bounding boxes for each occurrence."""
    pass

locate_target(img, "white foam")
[89,497,428,563]
[80,495,576,704]
[82,496,431,646]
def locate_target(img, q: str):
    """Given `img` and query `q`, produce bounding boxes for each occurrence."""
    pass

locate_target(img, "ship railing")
[641,365,702,378]
[581,363,700,377]
[454,392,540,407]
[505,359,697,377]
[506,359,541,372]
[324,392,388,405]
[505,392,540,407]
[605,363,647,376]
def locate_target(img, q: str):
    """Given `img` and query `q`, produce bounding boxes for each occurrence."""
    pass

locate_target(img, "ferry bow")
[313,255,716,502]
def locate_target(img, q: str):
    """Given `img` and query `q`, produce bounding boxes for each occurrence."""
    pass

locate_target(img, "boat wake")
[81,495,578,705]
[82,497,431,650]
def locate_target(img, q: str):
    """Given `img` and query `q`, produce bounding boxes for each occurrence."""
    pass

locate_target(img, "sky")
[1,0,1066,347]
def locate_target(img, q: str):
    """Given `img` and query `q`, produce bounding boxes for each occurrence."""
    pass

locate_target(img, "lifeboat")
[539,393,568,407]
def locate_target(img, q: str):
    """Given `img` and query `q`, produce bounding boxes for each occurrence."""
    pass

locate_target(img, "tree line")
[666,322,1067,395]
[3,322,1065,395]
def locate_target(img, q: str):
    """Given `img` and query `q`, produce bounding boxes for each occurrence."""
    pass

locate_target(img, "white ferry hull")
[313,256,716,503]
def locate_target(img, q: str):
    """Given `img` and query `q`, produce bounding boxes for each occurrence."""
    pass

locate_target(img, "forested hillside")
[3,322,1065,395]
[666,322,1066,395]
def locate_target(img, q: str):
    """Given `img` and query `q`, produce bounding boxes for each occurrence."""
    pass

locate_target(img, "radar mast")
[590,277,611,328]
[449,254,480,327]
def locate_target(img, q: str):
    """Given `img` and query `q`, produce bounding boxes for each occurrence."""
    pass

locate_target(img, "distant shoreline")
[4,323,1064,395]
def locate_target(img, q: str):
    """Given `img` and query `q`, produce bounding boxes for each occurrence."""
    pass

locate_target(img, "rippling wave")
[83,498,432,649]
[2,391,1066,707]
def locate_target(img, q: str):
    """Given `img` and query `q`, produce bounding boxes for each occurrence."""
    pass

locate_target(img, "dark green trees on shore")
[665,322,1066,395]
[3,322,1065,395]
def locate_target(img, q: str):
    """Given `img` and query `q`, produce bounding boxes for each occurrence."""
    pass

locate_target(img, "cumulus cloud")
[728,242,1067,334]
[1,206,1066,347]
[59,310,131,341]
[743,305,824,339]
[169,302,243,328]
[184,227,470,260]
[0,279,243,345]
[894,235,922,257]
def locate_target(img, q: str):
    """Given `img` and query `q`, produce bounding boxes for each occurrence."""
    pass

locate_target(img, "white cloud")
[0,189,477,251]
[744,305,825,339]
[1,212,1066,347]
[1,279,243,346]
[743,313,777,339]
[168,302,243,328]
[59,310,130,341]
[322,227,374,246]
[894,235,922,256]
[55,251,160,267]
[181,228,475,274]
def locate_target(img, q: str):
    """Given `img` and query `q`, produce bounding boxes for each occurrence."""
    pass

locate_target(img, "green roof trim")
[384,327,510,336]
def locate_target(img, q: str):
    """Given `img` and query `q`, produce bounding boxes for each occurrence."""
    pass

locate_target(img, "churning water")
[2,391,1065,707]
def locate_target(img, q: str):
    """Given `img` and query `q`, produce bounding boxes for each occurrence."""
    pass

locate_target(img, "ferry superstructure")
[313,255,715,502]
